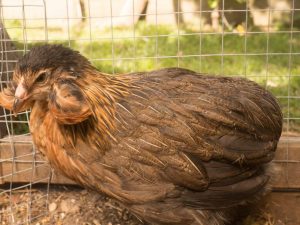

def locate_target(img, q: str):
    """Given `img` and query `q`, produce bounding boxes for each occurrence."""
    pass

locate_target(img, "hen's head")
[11,44,92,113]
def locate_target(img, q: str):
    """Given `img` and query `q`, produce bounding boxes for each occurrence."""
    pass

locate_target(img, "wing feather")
[106,68,282,210]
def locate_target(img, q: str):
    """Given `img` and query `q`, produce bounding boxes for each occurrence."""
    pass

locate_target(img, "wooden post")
[0,20,21,138]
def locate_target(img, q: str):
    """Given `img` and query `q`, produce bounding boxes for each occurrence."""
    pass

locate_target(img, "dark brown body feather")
[32,68,282,224]
[0,46,283,225]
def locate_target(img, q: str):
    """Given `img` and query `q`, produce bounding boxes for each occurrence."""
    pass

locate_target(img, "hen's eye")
[36,72,47,83]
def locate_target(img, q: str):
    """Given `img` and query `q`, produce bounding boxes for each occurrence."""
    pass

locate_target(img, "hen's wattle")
[0,45,283,225]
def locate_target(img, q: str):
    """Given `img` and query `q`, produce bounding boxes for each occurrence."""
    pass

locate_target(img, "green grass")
[4,20,300,132]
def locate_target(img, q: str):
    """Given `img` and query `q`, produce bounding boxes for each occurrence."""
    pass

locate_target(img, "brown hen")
[0,45,282,225]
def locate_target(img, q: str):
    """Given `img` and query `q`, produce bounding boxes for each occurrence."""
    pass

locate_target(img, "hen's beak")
[13,83,28,116]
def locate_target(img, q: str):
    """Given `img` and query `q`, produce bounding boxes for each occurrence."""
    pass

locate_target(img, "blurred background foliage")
[1,0,300,133]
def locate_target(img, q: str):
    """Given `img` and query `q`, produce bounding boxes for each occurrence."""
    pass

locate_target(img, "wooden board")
[0,134,300,189]
[0,135,75,185]
[268,192,300,225]
[273,135,300,190]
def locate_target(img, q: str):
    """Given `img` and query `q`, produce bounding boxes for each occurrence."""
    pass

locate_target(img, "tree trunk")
[173,0,184,26]
[115,0,148,26]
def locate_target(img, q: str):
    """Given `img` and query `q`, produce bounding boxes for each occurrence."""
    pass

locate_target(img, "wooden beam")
[273,135,300,190]
[0,134,299,189]
[0,21,21,139]
[0,135,75,185]
[267,192,300,224]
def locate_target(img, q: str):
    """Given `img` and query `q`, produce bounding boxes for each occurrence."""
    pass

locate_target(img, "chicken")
[0,44,282,225]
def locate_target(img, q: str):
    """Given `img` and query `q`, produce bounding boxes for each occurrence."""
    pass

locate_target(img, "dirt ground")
[1,184,286,225]
[41,186,143,225]
[0,185,142,225]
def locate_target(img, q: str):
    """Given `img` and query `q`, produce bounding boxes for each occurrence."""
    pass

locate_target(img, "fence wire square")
[0,0,299,224]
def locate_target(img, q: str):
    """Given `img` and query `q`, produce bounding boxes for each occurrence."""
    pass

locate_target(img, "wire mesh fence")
[0,0,299,224]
